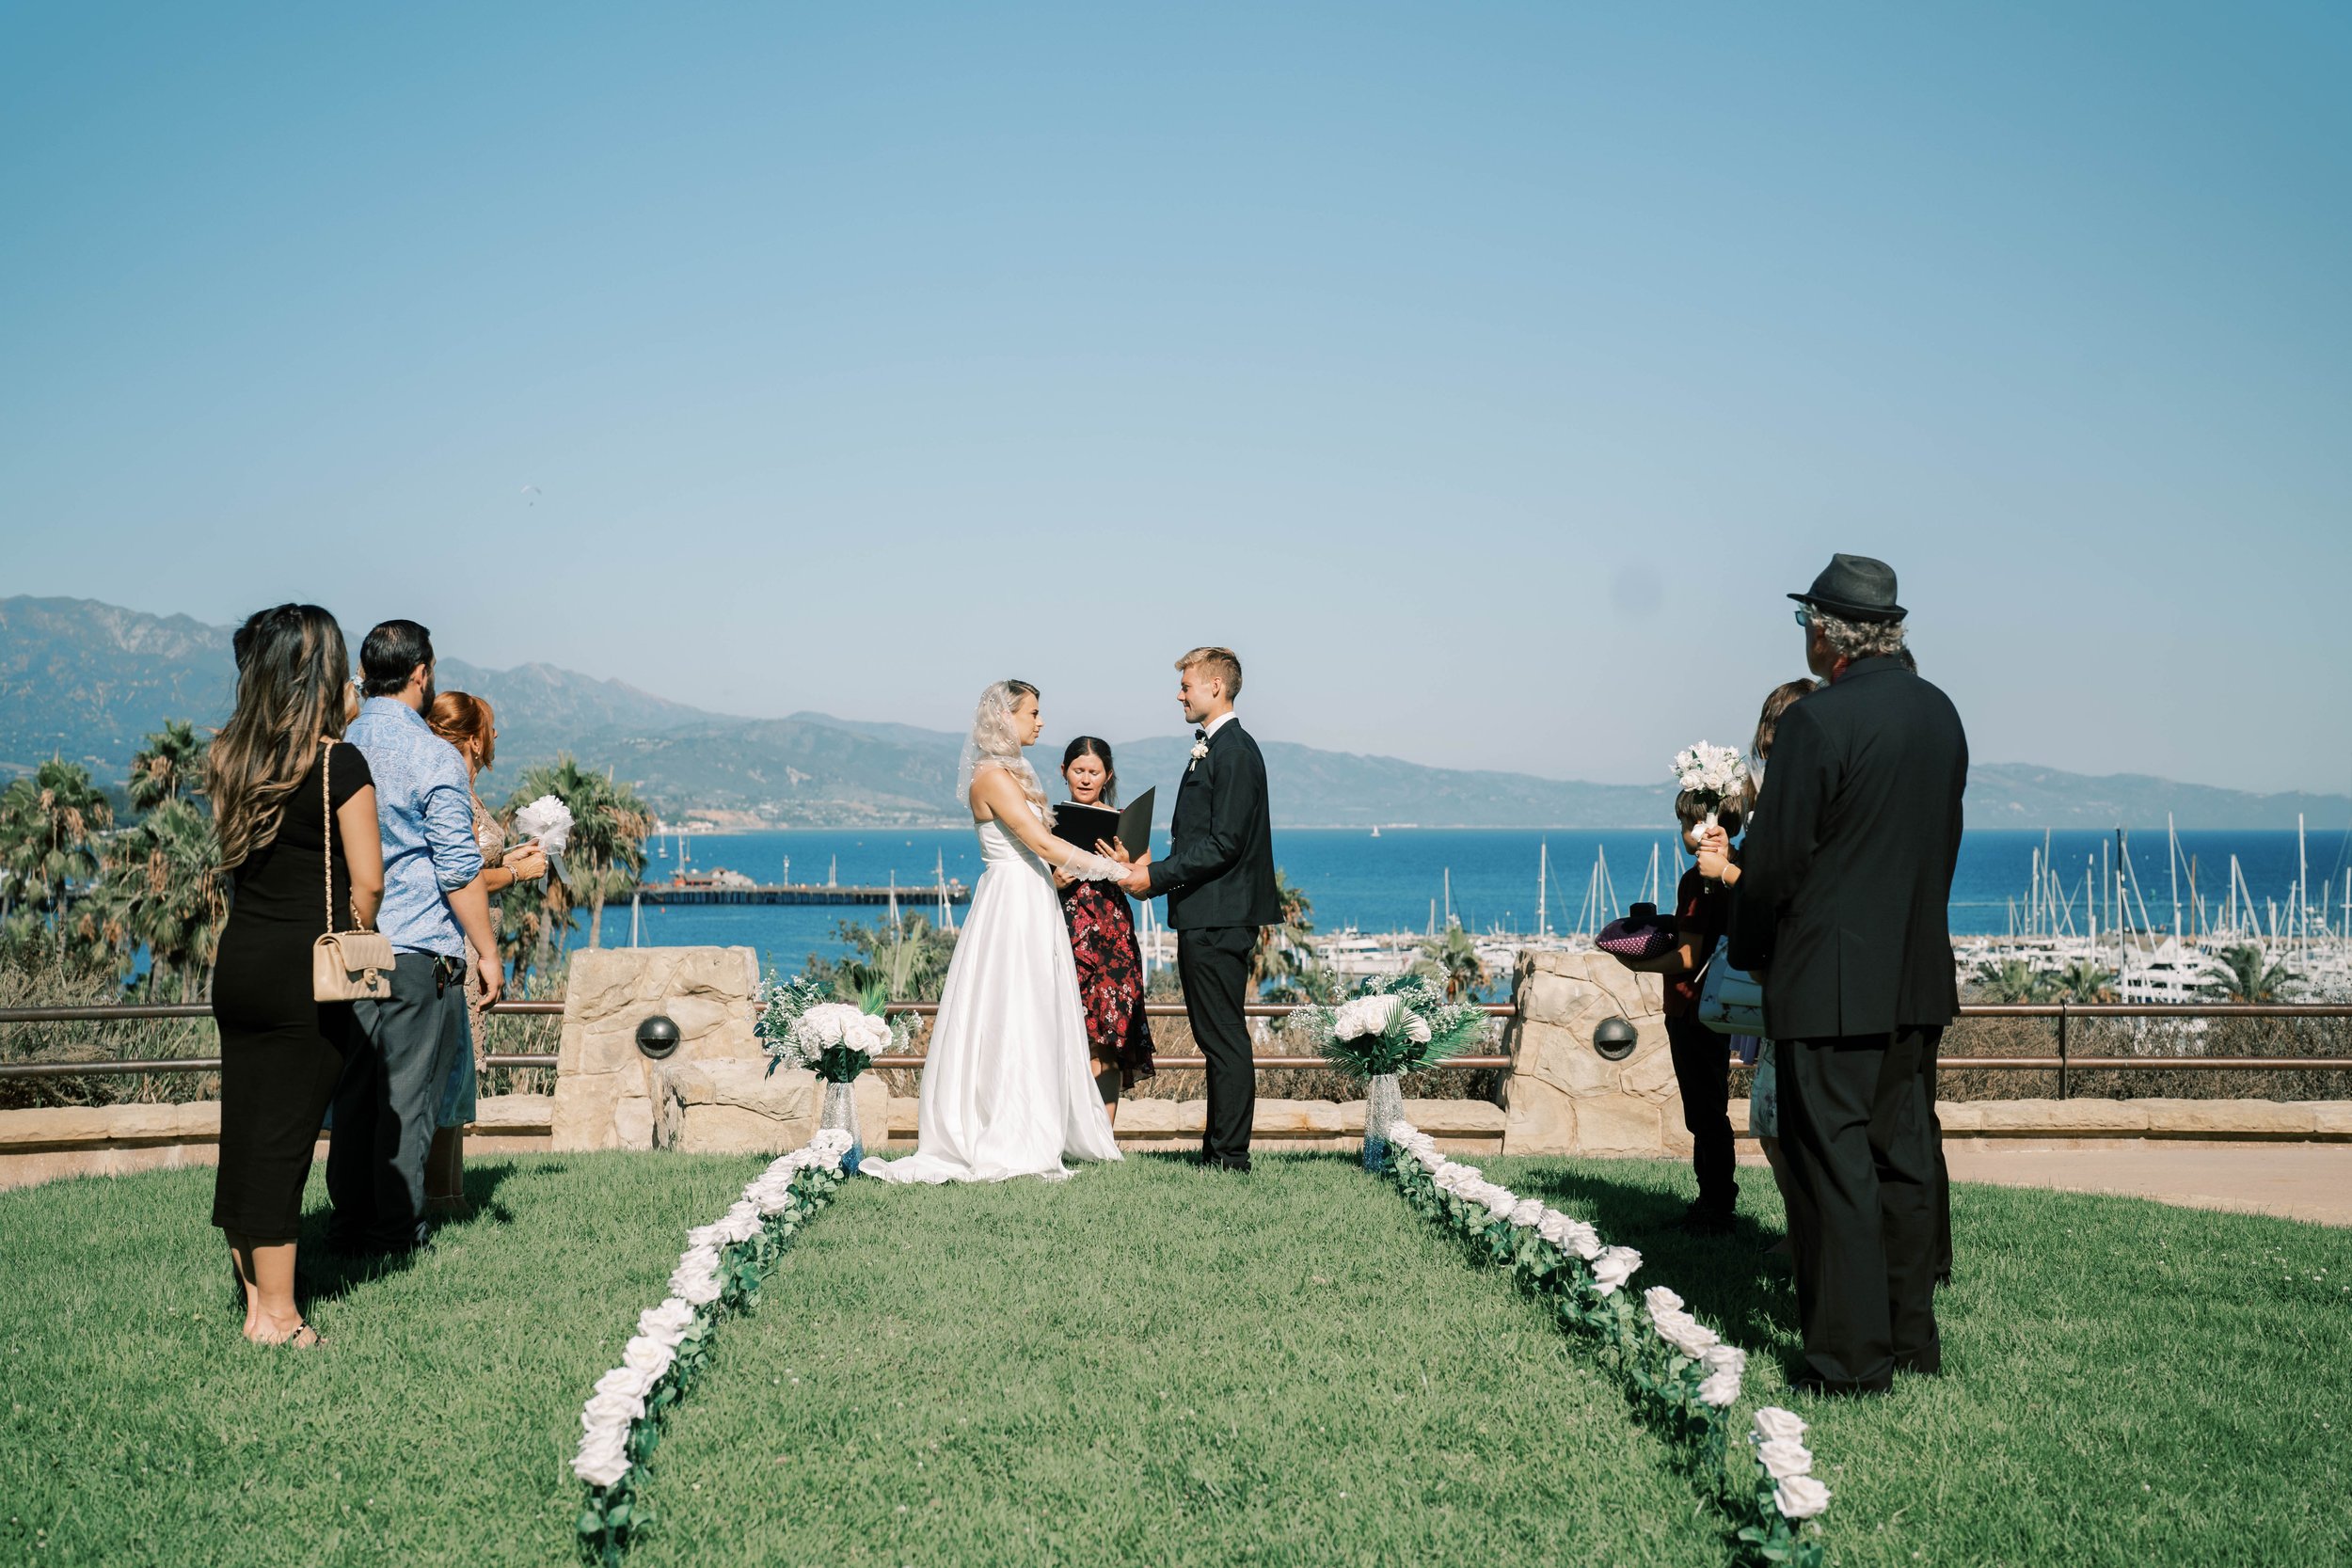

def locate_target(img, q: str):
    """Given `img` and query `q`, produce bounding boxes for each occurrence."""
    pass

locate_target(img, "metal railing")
[3,999,2348,1092]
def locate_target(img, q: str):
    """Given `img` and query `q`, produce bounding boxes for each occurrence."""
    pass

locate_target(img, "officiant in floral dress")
[1054,737,1155,1121]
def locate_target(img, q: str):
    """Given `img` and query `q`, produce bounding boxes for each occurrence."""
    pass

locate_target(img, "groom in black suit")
[1122,647,1279,1171]
[1730,554,1967,1395]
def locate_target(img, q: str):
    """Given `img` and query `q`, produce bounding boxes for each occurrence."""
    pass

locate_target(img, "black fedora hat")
[1789,553,1906,623]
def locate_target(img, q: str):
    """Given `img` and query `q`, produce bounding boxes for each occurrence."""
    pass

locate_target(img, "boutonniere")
[1188,740,1209,771]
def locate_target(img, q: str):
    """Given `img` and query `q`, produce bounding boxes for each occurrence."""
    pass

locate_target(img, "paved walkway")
[1940,1143,2352,1227]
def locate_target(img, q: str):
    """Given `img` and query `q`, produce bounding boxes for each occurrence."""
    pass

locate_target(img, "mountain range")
[4,594,2347,832]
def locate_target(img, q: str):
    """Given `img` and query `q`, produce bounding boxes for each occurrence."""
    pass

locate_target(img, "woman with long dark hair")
[1053,737,1155,1124]
[207,604,384,1347]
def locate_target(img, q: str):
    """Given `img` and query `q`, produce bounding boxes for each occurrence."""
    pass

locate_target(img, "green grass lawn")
[2,1150,2346,1567]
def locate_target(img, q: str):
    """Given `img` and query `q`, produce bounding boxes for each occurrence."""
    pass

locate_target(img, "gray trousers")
[331,952,466,1251]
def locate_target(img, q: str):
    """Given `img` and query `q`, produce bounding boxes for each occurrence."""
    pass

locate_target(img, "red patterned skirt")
[1058,879,1156,1088]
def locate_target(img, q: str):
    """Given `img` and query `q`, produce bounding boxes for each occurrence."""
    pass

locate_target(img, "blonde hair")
[963,679,1051,820]
[1175,645,1243,701]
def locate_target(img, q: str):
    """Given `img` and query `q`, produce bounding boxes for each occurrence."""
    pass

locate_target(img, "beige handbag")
[311,741,395,1003]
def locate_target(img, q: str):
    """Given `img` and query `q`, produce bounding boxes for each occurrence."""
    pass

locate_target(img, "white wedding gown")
[865,806,1123,1183]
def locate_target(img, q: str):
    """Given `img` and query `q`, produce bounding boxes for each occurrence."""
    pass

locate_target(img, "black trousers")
[1664,1015,1739,1216]
[1778,1028,1945,1391]
[1176,926,1256,1169]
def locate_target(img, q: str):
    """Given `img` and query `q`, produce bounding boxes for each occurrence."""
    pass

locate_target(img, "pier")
[631,881,970,908]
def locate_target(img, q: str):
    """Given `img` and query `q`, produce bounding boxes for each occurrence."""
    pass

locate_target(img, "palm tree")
[1970,958,2051,1004]
[92,799,225,998]
[1252,869,1316,989]
[504,756,652,950]
[1416,922,1487,1001]
[0,758,114,955]
[2051,958,2118,1004]
[127,721,208,813]
[2201,942,2296,1004]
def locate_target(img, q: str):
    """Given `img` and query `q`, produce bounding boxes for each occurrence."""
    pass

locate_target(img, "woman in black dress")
[208,605,384,1347]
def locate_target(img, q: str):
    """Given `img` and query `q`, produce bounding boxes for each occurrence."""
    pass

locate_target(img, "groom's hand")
[1118,862,1153,897]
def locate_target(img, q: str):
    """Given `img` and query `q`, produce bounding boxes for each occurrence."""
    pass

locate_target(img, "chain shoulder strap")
[321,738,339,936]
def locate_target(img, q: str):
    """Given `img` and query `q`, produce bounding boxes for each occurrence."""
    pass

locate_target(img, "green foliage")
[504,756,654,952]
[126,720,209,813]
[2052,958,2119,1004]
[1282,974,1493,1076]
[800,912,959,1004]
[1251,868,1317,989]
[1969,957,2052,1004]
[0,758,114,953]
[88,798,225,998]
[1414,921,1489,1000]
[2201,942,2297,1004]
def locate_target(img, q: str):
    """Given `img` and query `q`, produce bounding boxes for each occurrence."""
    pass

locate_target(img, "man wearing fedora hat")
[1729,553,1967,1395]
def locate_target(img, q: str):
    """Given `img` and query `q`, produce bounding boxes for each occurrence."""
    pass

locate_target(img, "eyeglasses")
[1793,607,1814,627]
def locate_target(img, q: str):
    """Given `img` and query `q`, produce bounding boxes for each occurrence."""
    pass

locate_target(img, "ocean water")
[608,826,2352,975]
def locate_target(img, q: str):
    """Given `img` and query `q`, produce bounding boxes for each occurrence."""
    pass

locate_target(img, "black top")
[1147,720,1280,931]
[1728,657,1967,1038]
[1662,864,1730,1020]
[222,741,375,945]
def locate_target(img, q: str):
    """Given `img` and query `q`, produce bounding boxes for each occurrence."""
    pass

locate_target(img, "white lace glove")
[1058,848,1126,882]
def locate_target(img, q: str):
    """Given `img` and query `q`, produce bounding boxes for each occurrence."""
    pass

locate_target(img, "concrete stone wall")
[548,946,764,1150]
[1501,949,1687,1157]
[656,1059,889,1155]
[0,1094,553,1192]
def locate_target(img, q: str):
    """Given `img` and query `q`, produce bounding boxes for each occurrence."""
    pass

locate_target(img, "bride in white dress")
[865,680,1129,1183]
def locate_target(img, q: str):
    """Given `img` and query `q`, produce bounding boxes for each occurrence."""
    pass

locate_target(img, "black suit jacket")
[1729,657,1968,1039]
[1147,720,1280,930]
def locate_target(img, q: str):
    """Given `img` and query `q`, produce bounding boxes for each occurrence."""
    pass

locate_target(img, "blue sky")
[4,3,2347,793]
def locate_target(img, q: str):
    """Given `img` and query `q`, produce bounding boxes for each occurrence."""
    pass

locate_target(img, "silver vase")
[819,1078,863,1173]
[1362,1071,1404,1172]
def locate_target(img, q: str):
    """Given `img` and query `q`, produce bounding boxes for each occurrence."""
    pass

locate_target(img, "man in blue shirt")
[330,620,502,1253]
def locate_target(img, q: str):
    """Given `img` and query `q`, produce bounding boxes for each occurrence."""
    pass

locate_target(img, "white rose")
[1560,1220,1603,1260]
[1756,1439,1814,1481]
[1701,1344,1746,1378]
[1661,1315,1720,1357]
[621,1335,675,1380]
[637,1298,697,1344]
[1697,1369,1742,1407]
[1751,1406,1808,1444]
[1644,1286,1685,1318]
[1774,1475,1832,1519]
[572,1430,632,1489]
[673,1270,723,1307]
[1404,1013,1434,1045]
[1534,1211,1573,1246]
[1481,1189,1518,1221]
[582,1387,645,1429]
[1591,1245,1642,1295]
[1508,1198,1545,1228]
[595,1365,657,1402]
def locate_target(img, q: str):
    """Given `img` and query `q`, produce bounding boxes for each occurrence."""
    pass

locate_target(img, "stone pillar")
[548,946,765,1150]
[1500,950,1687,1157]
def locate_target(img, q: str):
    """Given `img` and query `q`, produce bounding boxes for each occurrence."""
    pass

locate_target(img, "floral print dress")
[1057,879,1156,1089]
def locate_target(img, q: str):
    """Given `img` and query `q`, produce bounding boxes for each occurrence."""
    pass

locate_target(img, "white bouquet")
[1283,975,1489,1077]
[513,794,574,856]
[1670,741,1750,834]
[755,974,907,1083]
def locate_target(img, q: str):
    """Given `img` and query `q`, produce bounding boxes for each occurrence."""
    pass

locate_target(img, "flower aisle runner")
[1383,1122,1833,1568]
[571,1130,855,1564]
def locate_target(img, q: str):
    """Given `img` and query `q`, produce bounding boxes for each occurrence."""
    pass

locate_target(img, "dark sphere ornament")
[1592,1016,1640,1061]
[635,1014,682,1059]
